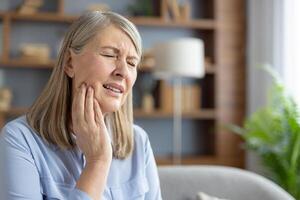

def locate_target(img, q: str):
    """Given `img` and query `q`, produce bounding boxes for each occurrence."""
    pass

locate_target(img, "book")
[160,80,201,113]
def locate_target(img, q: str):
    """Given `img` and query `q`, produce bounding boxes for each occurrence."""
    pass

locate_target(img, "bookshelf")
[0,0,246,167]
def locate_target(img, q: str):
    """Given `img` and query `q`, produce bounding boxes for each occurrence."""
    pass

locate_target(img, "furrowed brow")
[100,46,119,53]
[100,46,139,60]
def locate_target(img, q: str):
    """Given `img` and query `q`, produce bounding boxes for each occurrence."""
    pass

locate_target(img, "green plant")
[229,67,300,199]
[127,0,154,16]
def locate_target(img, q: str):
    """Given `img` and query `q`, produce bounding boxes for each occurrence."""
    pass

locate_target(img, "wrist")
[85,157,111,168]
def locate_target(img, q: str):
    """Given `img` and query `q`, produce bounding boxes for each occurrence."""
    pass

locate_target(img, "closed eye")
[127,58,138,68]
[127,62,137,67]
[101,53,117,58]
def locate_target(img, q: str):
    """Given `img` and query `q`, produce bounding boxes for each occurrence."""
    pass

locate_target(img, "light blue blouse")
[0,116,162,200]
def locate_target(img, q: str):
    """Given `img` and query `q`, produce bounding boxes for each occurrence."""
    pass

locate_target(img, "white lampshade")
[153,38,205,79]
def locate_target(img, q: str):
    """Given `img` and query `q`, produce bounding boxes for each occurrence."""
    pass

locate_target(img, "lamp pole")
[173,77,182,165]
[153,38,205,165]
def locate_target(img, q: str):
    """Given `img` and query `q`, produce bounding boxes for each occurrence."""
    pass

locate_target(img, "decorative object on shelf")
[205,57,213,65]
[19,43,50,64]
[140,50,155,71]
[160,81,201,113]
[127,0,154,16]
[229,67,300,199]
[142,93,155,112]
[166,0,181,21]
[162,0,191,21]
[179,1,191,21]
[86,3,110,12]
[139,72,157,112]
[0,87,12,111]
[17,0,44,14]
[153,37,205,164]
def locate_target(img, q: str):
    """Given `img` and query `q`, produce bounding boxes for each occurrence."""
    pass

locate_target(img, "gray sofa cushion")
[158,165,295,200]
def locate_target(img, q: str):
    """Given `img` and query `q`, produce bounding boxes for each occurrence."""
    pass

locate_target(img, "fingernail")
[80,84,84,89]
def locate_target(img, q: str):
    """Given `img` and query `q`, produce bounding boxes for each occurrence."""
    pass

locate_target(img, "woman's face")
[65,25,139,115]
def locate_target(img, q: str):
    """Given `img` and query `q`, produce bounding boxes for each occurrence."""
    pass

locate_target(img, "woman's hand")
[72,83,112,165]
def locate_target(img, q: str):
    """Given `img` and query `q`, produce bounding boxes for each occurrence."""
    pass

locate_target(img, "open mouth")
[103,84,123,94]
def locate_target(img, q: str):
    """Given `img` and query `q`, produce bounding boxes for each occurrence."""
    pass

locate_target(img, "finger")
[94,99,110,143]
[85,86,95,123]
[72,83,86,124]
[94,99,104,125]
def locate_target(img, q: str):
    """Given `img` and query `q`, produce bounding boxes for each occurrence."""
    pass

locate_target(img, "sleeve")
[0,125,92,200]
[0,126,43,200]
[144,134,163,200]
[67,188,93,200]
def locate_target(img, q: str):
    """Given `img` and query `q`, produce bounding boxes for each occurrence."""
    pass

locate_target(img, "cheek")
[73,71,93,89]
[129,71,137,87]
[73,60,109,87]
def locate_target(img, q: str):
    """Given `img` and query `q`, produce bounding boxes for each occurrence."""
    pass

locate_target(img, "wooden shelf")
[156,155,244,167]
[1,12,216,30]
[9,12,75,23]
[0,59,55,68]
[128,16,216,30]
[139,65,216,74]
[0,59,216,75]
[0,107,28,117]
[133,109,215,119]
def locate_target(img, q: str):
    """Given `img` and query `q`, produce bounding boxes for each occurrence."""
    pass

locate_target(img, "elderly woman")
[0,11,162,200]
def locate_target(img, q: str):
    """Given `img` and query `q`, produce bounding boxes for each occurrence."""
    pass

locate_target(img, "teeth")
[104,84,122,93]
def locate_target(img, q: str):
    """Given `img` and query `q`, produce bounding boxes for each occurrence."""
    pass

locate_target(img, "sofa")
[158,165,295,200]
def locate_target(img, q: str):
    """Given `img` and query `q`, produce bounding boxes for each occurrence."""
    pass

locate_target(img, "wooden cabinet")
[0,0,246,167]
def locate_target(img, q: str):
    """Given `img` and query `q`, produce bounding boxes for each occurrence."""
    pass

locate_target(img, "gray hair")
[67,11,142,57]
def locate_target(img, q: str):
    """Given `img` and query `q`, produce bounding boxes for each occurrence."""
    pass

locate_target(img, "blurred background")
[0,0,299,177]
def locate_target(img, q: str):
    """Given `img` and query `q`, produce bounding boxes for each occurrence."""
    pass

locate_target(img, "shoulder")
[132,124,153,155]
[132,124,156,167]
[2,115,30,136]
[133,124,149,144]
[0,116,38,152]
[3,115,30,130]
[2,115,34,138]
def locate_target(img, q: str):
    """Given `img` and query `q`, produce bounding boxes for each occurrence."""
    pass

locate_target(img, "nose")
[113,57,128,78]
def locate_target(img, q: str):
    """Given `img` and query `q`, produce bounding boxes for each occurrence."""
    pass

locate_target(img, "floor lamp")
[153,38,205,164]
